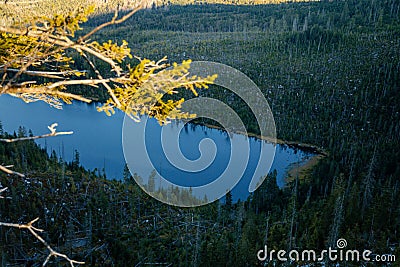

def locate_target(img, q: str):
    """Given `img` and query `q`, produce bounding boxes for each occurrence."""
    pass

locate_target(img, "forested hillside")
[0,0,312,25]
[1,0,400,266]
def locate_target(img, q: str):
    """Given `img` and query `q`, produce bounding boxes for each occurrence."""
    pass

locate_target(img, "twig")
[0,218,85,266]
[0,187,8,198]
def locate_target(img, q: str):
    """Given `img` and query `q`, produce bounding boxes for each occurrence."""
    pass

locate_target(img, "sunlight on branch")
[0,0,216,124]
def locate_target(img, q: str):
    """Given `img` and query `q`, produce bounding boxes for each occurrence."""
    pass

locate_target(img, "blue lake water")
[0,95,314,202]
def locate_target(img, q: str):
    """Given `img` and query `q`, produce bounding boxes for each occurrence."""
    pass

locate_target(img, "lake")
[0,95,315,202]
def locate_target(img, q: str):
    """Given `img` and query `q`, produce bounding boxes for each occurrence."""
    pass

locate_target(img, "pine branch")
[1,68,88,79]
[0,26,123,76]
[78,50,122,107]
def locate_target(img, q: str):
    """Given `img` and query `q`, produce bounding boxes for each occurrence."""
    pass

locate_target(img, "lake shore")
[191,121,328,156]
[285,154,325,184]
[188,121,328,185]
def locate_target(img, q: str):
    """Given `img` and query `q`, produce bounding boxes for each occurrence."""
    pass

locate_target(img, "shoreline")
[191,121,328,156]
[188,121,328,185]
[285,154,325,184]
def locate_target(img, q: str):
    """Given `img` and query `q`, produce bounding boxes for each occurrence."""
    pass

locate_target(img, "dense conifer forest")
[1,0,399,266]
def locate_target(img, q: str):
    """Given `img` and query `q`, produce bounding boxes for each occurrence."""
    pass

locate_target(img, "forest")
[1,0,400,266]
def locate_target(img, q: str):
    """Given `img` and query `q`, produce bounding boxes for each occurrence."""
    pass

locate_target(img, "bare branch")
[78,1,147,42]
[0,165,25,177]
[0,120,82,264]
[0,187,8,198]
[0,218,85,266]
[0,123,73,143]
[0,122,73,177]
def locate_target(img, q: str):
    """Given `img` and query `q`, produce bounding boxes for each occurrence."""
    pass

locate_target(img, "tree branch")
[0,218,85,266]
[0,123,73,177]
[1,68,88,80]
[0,165,25,177]
[0,123,73,143]
[5,87,93,104]
[78,1,147,42]
[0,26,123,76]
[0,187,9,198]
[78,50,122,107]
[0,121,83,265]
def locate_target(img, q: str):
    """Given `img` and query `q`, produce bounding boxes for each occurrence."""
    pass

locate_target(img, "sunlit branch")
[1,68,88,80]
[3,30,57,92]
[0,26,123,77]
[5,88,92,104]
[78,50,122,107]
